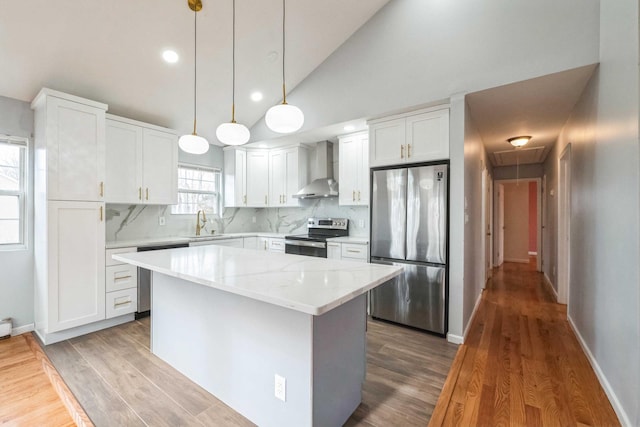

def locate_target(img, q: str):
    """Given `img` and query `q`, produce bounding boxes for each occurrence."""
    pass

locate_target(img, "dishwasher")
[136,243,189,318]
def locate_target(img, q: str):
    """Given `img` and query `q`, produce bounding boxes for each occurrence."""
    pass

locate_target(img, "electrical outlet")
[252,216,256,223]
[357,219,365,228]
[274,374,286,402]
[158,216,166,226]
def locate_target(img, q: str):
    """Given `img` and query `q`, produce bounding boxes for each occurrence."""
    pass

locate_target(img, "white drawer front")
[106,264,138,292]
[106,288,137,319]
[341,243,367,260]
[106,247,137,266]
[268,238,285,252]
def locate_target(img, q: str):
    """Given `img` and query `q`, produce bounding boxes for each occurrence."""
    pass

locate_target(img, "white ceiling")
[0,0,390,145]
[466,65,597,166]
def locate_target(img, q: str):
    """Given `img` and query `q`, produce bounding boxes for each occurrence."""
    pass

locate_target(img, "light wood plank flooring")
[0,334,75,426]
[44,314,458,426]
[429,260,621,427]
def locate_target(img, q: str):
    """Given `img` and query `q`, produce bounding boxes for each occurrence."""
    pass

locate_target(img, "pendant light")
[265,0,304,134]
[216,0,250,145]
[179,0,209,155]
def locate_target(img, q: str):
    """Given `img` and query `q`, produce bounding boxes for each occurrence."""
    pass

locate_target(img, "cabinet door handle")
[358,191,361,201]
[407,144,412,158]
[99,182,104,197]
[264,241,267,250]
[114,275,132,281]
[99,206,103,222]
[114,300,132,307]
[401,145,405,158]
[347,249,361,254]
[146,188,149,201]
[243,195,247,205]
[265,195,268,205]
[352,190,355,202]
[138,187,142,200]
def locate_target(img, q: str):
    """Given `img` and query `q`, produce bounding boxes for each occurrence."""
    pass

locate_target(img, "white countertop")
[106,232,288,249]
[113,246,401,316]
[326,236,369,244]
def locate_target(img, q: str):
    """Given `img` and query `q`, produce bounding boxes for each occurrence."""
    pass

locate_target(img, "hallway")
[429,260,620,426]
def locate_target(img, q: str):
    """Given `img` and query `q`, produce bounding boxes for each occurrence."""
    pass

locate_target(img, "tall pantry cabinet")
[32,89,111,344]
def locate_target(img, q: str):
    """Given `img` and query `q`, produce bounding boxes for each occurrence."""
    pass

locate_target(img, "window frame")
[171,163,222,216]
[0,135,28,251]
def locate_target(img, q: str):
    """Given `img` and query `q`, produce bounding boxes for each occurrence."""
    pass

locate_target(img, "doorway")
[557,144,571,304]
[494,178,543,271]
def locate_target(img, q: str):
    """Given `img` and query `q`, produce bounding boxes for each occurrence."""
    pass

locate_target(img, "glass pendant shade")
[265,103,304,133]
[508,136,531,147]
[179,133,209,155]
[216,122,250,146]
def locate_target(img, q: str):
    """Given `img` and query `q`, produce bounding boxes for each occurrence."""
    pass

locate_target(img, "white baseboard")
[528,251,538,256]
[11,323,34,336]
[446,333,463,344]
[463,291,483,342]
[543,273,558,301]
[504,258,530,263]
[567,316,631,427]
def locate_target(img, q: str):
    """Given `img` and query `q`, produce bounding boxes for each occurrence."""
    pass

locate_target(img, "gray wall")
[492,164,544,181]
[0,96,34,329]
[543,142,559,291]
[545,0,639,424]
[249,0,600,340]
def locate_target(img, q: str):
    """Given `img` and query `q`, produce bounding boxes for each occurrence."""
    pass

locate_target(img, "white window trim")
[0,135,28,251]
[171,163,221,216]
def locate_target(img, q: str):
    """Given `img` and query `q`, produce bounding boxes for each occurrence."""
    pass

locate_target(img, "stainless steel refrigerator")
[370,163,448,335]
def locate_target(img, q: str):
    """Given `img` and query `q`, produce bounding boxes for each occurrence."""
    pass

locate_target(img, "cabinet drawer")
[106,247,137,266]
[341,243,367,260]
[268,238,285,252]
[106,264,138,292]
[106,288,137,319]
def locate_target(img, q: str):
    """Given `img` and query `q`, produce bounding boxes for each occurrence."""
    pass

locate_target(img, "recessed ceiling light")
[250,92,263,102]
[162,50,179,64]
[344,125,355,132]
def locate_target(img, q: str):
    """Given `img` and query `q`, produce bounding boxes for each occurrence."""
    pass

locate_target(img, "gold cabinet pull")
[138,187,142,200]
[347,249,361,254]
[99,181,104,197]
[264,241,267,250]
[243,195,247,205]
[408,144,412,158]
[358,191,361,201]
[114,275,132,281]
[352,190,355,202]
[99,206,103,221]
[114,300,132,307]
[401,145,405,158]
[145,188,149,201]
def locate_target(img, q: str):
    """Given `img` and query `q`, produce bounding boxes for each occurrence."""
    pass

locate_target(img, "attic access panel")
[493,146,546,166]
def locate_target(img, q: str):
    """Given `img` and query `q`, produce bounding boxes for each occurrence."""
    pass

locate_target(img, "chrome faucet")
[195,210,207,236]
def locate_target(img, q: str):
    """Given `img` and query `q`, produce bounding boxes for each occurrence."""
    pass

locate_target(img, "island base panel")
[151,272,366,427]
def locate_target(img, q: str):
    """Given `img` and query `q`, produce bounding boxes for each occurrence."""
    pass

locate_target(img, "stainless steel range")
[285,218,349,258]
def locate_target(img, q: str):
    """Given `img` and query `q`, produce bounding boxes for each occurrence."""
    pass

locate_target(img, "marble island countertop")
[113,245,399,315]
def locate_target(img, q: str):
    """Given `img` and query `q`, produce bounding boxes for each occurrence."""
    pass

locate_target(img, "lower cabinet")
[327,242,341,260]
[243,237,258,249]
[105,247,138,319]
[327,241,369,263]
[106,288,138,319]
[268,238,285,253]
[258,237,269,251]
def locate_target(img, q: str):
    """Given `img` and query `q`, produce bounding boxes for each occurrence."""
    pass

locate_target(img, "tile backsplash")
[105,198,369,242]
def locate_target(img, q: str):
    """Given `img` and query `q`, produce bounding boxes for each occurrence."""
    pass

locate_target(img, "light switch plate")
[158,216,166,226]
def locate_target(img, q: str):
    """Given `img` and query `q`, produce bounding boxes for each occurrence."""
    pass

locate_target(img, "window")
[171,164,221,215]
[0,136,27,248]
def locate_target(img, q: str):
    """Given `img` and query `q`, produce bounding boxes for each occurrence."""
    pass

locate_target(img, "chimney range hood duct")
[293,141,339,199]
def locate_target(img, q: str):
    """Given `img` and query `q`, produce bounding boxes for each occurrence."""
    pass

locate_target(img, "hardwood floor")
[43,314,457,426]
[429,260,621,427]
[0,334,76,426]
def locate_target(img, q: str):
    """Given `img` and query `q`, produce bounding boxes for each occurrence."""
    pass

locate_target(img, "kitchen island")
[113,245,402,427]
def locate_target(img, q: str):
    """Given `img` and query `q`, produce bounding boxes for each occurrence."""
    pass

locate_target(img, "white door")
[246,151,269,207]
[142,128,178,204]
[46,96,105,202]
[369,118,405,167]
[486,175,493,279]
[48,201,106,332]
[405,109,450,163]
[105,119,143,203]
[257,237,269,251]
[338,135,358,205]
[269,150,286,206]
[558,145,571,304]
[496,184,505,266]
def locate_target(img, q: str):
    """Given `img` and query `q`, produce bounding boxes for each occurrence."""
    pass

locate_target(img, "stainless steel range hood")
[293,141,339,199]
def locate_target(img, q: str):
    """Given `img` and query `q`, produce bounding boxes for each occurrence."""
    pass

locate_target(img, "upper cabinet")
[339,132,369,206]
[105,115,178,205]
[246,150,269,207]
[31,89,107,202]
[369,107,449,167]
[269,146,308,207]
[224,148,247,207]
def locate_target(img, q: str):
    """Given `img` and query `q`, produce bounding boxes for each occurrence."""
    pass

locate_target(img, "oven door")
[285,240,327,258]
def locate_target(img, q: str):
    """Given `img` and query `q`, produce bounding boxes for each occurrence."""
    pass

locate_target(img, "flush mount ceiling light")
[216,0,250,146]
[343,125,355,132]
[265,0,304,134]
[179,0,209,155]
[507,135,532,148]
[162,50,179,63]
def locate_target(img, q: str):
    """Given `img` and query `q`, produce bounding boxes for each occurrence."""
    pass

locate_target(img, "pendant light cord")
[282,0,287,104]
[193,8,198,135]
[231,0,236,122]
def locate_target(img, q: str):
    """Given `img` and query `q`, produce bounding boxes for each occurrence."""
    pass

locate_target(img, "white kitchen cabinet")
[224,148,247,207]
[268,237,285,253]
[327,242,341,260]
[369,107,449,167]
[243,236,257,249]
[269,146,308,207]
[257,236,269,251]
[341,243,368,262]
[246,150,269,207]
[105,115,178,205]
[106,288,137,320]
[47,201,106,332]
[31,88,107,202]
[339,132,369,206]
[105,264,137,293]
